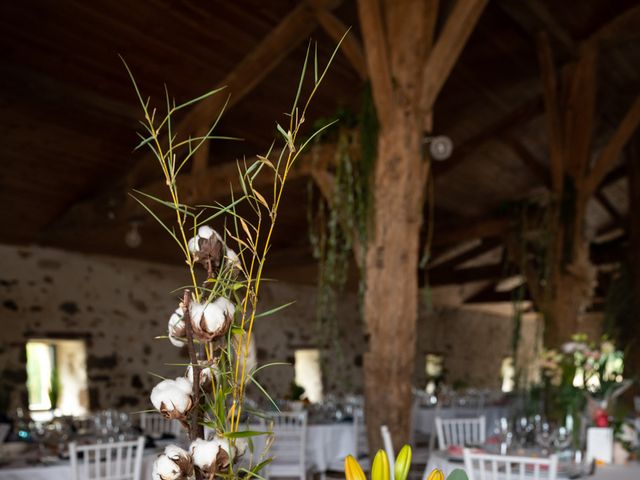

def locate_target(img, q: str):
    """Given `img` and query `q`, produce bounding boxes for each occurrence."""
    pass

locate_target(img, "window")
[26,339,89,416]
[294,349,323,403]
[425,354,444,394]
[500,357,515,392]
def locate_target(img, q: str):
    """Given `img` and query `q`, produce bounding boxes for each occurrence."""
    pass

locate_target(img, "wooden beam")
[49,144,337,235]
[585,96,640,196]
[586,4,640,46]
[128,2,320,186]
[498,0,577,55]
[465,284,531,304]
[595,190,622,222]
[428,238,501,272]
[434,217,510,247]
[310,4,368,80]
[357,0,394,124]
[502,135,550,187]
[419,0,488,114]
[536,32,564,195]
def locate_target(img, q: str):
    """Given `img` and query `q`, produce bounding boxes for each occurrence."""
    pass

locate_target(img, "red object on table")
[594,408,609,427]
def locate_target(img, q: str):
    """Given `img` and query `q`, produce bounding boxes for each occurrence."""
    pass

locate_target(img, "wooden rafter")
[127,2,321,186]
[585,96,640,196]
[419,0,488,114]
[309,1,368,80]
[536,32,564,195]
[356,0,394,124]
[53,144,337,235]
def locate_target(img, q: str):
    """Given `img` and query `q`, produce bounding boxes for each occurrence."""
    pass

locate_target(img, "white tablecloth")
[414,405,511,436]
[0,450,157,480]
[425,451,640,480]
[250,422,355,472]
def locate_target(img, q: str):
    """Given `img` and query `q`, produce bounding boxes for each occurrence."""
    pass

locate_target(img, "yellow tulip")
[344,455,366,480]
[394,445,412,480]
[426,468,445,480]
[371,450,390,480]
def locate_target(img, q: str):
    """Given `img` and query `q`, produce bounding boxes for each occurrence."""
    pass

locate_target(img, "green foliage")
[48,364,60,410]
[306,85,378,384]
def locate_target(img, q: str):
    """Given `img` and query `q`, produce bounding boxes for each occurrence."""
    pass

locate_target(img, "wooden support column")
[357,0,487,451]
[523,34,640,347]
[626,134,640,390]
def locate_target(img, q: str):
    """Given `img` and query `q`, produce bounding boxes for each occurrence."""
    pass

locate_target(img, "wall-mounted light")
[423,135,453,161]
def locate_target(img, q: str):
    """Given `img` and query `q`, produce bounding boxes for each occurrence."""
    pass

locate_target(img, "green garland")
[307,87,378,390]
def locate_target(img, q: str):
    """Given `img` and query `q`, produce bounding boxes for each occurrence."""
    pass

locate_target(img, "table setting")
[0,411,167,480]
[425,414,640,480]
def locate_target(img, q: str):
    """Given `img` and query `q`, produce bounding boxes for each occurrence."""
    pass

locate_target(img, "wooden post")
[357,0,486,450]
[524,35,640,347]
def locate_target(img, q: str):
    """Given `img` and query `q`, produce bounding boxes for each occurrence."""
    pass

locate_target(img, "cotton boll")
[197,225,219,240]
[150,377,194,419]
[152,445,193,480]
[225,247,241,269]
[188,235,201,254]
[190,437,231,474]
[168,307,186,347]
[213,297,235,319]
[189,299,234,341]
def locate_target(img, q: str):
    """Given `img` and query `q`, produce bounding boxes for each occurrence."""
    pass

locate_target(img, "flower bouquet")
[123,36,346,480]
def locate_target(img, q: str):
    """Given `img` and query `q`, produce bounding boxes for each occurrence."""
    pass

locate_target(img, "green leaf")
[446,469,469,480]
[249,376,280,413]
[254,301,296,319]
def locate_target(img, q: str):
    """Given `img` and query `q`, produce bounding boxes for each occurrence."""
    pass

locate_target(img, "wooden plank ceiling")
[1,0,639,294]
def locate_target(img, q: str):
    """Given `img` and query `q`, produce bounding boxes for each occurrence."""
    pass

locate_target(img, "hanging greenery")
[307,86,378,385]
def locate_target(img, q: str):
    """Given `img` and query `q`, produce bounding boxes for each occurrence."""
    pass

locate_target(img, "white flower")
[168,307,186,347]
[150,377,193,419]
[190,437,233,474]
[152,445,194,480]
[561,341,586,354]
[189,298,235,341]
[188,227,223,254]
[601,341,615,355]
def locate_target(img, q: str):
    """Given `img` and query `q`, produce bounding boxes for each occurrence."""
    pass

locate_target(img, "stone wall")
[0,243,559,415]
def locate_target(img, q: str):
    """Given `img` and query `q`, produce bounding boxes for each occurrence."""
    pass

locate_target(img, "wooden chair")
[139,412,181,439]
[69,436,145,480]
[463,448,558,480]
[435,416,485,450]
[261,411,312,480]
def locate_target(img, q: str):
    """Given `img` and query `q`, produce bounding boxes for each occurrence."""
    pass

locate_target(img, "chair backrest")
[353,408,368,458]
[261,411,308,472]
[435,416,485,449]
[69,436,145,480]
[380,425,395,480]
[463,449,558,480]
[140,412,181,439]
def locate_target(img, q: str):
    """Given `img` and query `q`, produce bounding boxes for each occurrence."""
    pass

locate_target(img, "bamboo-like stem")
[182,289,204,441]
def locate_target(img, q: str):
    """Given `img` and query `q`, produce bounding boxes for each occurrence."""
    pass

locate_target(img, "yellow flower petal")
[371,450,390,480]
[426,468,445,480]
[344,455,366,480]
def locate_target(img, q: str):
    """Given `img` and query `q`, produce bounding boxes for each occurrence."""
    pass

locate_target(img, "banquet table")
[425,450,640,480]
[250,421,355,472]
[0,448,158,480]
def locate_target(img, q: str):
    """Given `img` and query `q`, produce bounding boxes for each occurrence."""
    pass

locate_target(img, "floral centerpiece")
[122,38,348,480]
[538,334,631,444]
